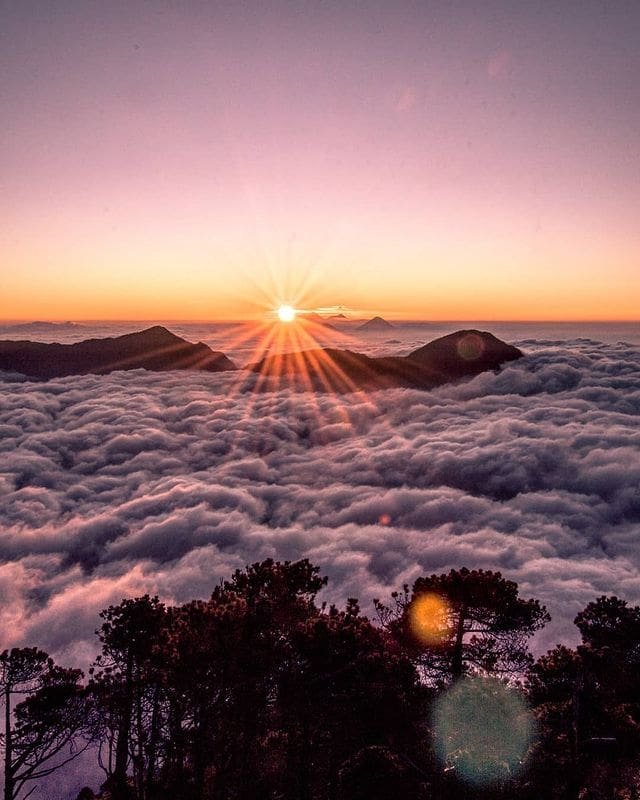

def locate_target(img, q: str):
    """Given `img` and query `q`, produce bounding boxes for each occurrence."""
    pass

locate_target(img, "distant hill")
[358,316,394,331]
[407,329,522,378]
[0,321,85,333]
[297,312,336,330]
[0,326,237,379]
[327,313,349,321]
[248,330,522,392]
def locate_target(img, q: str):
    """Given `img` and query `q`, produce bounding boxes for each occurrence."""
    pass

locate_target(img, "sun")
[277,304,296,323]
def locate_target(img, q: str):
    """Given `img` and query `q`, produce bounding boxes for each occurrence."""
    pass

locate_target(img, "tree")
[526,597,640,800]
[156,558,329,800]
[376,568,549,686]
[89,595,168,800]
[573,596,640,799]
[278,599,427,800]
[1,648,90,800]
[152,560,426,800]
[520,645,580,799]
[215,556,328,644]
[573,596,640,754]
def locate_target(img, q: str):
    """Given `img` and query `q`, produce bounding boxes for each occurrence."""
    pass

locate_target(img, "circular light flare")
[432,676,534,787]
[277,304,296,323]
[456,332,485,361]
[408,593,450,645]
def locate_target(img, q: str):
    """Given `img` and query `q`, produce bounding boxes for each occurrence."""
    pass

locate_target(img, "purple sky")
[2,1,639,320]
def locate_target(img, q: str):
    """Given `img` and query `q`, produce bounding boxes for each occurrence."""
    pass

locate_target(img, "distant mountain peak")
[358,316,394,331]
[134,325,184,341]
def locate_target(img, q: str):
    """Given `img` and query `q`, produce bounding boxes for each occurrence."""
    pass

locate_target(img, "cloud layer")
[1,337,640,667]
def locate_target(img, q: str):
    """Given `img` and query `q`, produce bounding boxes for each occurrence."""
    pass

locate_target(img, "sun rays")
[208,287,380,450]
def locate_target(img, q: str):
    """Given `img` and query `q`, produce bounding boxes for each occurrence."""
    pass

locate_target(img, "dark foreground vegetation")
[2,560,640,800]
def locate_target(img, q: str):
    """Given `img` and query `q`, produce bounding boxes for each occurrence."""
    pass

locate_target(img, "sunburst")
[277,304,296,323]
[211,282,380,449]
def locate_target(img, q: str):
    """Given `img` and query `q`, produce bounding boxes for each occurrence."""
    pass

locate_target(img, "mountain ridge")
[0,326,237,379]
[248,329,522,391]
[0,326,522,389]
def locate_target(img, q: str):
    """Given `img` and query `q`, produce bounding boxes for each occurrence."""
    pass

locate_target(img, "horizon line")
[1,317,639,325]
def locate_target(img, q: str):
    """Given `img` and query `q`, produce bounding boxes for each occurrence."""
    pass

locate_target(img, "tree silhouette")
[148,559,330,799]
[338,745,421,800]
[90,595,167,800]
[12,564,640,800]
[376,568,549,685]
[527,597,640,799]
[278,599,426,800]
[1,648,90,800]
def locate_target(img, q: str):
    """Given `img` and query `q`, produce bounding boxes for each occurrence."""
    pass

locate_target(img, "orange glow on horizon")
[3,267,639,323]
[2,237,639,324]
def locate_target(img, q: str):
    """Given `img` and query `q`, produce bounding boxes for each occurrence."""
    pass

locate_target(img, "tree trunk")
[4,686,14,800]
[113,654,134,800]
[165,697,185,793]
[134,690,144,800]
[451,602,468,679]
[145,687,161,792]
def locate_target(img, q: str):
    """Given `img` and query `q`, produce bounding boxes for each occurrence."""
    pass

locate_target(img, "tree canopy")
[4,562,640,800]
[375,567,550,685]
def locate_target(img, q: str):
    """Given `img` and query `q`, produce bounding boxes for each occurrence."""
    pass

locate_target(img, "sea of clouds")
[1,335,640,671]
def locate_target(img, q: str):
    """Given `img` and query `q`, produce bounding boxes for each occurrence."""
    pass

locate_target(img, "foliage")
[527,596,640,799]
[375,567,550,685]
[7,564,640,800]
[1,648,92,800]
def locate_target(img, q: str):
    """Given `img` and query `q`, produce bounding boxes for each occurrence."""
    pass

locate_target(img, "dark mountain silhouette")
[0,327,521,388]
[406,329,522,378]
[327,313,349,321]
[249,330,522,392]
[358,316,394,331]
[0,326,237,379]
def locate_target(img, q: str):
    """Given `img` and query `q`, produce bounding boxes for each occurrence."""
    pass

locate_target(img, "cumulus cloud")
[1,337,640,668]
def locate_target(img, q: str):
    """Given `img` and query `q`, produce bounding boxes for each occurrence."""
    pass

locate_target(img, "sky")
[1,0,639,322]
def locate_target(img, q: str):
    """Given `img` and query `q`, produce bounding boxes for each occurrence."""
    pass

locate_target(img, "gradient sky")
[2,0,639,321]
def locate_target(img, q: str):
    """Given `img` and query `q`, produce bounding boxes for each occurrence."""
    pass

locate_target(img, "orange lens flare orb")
[408,593,449,645]
[277,304,296,322]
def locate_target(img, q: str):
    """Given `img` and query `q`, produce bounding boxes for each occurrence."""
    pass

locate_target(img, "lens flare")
[277,304,296,322]
[456,332,485,360]
[432,676,534,787]
[408,593,450,645]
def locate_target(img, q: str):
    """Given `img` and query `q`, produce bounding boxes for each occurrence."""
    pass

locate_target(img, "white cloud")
[1,338,640,666]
